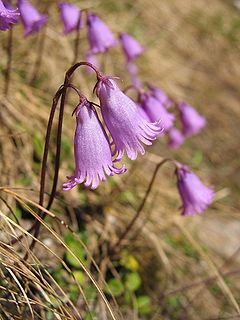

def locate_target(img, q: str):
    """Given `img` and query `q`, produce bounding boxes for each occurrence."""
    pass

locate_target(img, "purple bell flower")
[59,2,83,34]
[63,100,125,191]
[119,32,144,62]
[87,13,116,54]
[179,102,206,137]
[96,76,163,161]
[0,0,19,31]
[168,128,185,150]
[150,86,173,109]
[176,165,214,216]
[18,0,47,37]
[140,93,175,131]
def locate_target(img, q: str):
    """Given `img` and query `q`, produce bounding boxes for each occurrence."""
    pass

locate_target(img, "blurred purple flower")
[179,102,206,137]
[87,13,116,53]
[119,32,144,62]
[168,128,185,150]
[96,76,163,161]
[127,62,141,88]
[85,52,99,73]
[18,0,47,37]
[176,165,214,216]
[0,0,19,31]
[150,86,173,109]
[59,2,83,34]
[140,93,175,131]
[63,101,125,190]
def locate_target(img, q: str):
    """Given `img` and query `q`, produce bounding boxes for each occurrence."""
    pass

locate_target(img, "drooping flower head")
[63,99,125,191]
[149,86,173,109]
[95,75,163,161]
[18,0,47,37]
[140,93,175,131]
[119,32,144,62]
[179,102,206,137]
[59,2,83,34]
[176,164,214,216]
[87,13,116,54]
[0,0,19,31]
[168,128,185,150]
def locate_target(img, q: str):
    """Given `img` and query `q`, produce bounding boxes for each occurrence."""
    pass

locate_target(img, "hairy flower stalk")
[179,102,206,137]
[18,0,47,36]
[176,165,214,216]
[63,99,126,190]
[87,13,116,53]
[96,75,163,160]
[0,0,19,30]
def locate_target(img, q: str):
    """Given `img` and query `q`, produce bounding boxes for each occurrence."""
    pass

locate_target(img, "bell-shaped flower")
[63,101,125,191]
[18,0,47,37]
[87,13,116,53]
[140,93,175,132]
[0,0,19,31]
[150,86,173,109]
[59,2,83,34]
[119,32,144,62]
[179,102,206,137]
[176,165,214,216]
[95,76,163,161]
[168,128,185,150]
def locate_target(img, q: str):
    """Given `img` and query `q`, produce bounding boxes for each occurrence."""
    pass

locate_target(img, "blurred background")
[0,0,240,319]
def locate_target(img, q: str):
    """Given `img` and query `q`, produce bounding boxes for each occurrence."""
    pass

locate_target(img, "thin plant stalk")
[108,158,171,257]
[4,27,13,96]
[30,27,47,85]
[72,11,82,65]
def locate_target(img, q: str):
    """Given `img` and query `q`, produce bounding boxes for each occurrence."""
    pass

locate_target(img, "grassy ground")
[0,0,240,319]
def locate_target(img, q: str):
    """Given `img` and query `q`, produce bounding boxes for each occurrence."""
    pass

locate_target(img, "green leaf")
[125,272,141,292]
[64,233,87,268]
[73,271,85,285]
[106,278,124,297]
[85,285,97,301]
[135,296,152,315]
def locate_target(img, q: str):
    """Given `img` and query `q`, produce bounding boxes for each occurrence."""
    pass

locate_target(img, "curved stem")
[108,158,171,256]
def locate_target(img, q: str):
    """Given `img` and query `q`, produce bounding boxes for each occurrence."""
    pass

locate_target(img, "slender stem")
[4,27,13,96]
[30,27,47,86]
[108,159,171,256]
[72,11,82,65]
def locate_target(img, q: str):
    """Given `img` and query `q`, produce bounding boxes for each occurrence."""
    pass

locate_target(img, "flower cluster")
[63,68,163,190]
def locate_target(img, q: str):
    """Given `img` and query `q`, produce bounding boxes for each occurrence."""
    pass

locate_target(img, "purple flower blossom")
[179,102,206,137]
[96,76,163,161]
[63,101,125,190]
[127,62,141,88]
[150,86,173,109]
[119,32,144,62]
[0,0,19,31]
[18,0,47,37]
[140,93,175,131]
[176,165,214,216]
[168,128,185,150]
[59,2,83,34]
[87,13,116,54]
